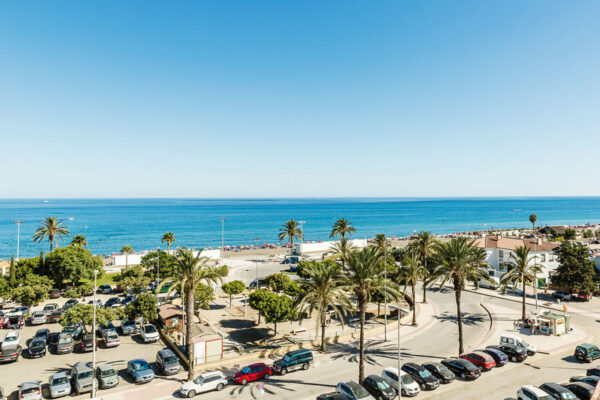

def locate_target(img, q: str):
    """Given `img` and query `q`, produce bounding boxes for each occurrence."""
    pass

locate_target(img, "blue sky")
[1,1,599,198]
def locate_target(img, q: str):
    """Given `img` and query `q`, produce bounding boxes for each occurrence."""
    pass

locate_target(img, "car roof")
[366,375,385,382]
[158,349,175,357]
[5,331,18,337]
[541,382,570,393]
[131,359,147,364]
[21,382,40,390]
[51,372,68,379]
[248,363,267,367]
[403,362,422,369]
[73,362,92,372]
[341,381,362,391]
[31,338,45,344]
[288,349,311,356]
[98,364,115,371]
[522,385,551,396]
[383,367,398,374]
[200,371,224,378]
[580,343,597,349]
[569,382,594,389]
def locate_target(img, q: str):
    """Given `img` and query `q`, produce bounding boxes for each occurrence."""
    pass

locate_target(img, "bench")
[292,327,308,335]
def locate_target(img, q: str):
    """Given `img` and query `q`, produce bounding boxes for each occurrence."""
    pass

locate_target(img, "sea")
[1,197,600,259]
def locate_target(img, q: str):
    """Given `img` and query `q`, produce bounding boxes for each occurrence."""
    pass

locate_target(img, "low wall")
[294,239,368,255]
[112,249,221,266]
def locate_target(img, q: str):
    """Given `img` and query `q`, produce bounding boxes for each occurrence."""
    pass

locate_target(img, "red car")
[460,351,496,371]
[576,292,592,302]
[233,363,272,385]
[47,310,64,323]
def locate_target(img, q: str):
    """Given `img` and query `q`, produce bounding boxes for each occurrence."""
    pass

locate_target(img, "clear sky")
[1,1,599,198]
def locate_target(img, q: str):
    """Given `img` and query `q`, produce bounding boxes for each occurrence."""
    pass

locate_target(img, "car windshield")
[283,355,291,362]
[164,356,178,364]
[144,325,156,333]
[465,362,478,371]
[52,377,68,385]
[194,376,204,384]
[5,337,16,342]
[520,339,530,347]
[401,374,413,384]
[135,363,150,371]
[376,380,391,390]
[22,387,39,395]
[350,384,369,398]
[438,365,450,373]
[58,337,72,344]
[419,369,432,378]
[78,371,93,379]
[241,367,251,374]
[31,341,44,349]
[561,393,576,400]
[101,369,116,378]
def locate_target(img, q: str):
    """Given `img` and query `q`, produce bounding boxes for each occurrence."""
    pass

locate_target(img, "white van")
[500,333,537,355]
[479,277,500,290]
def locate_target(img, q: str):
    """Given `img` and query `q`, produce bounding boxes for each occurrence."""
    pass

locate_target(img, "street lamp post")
[384,246,388,342]
[220,218,226,263]
[91,269,98,399]
[254,237,260,290]
[156,246,160,298]
[14,221,23,261]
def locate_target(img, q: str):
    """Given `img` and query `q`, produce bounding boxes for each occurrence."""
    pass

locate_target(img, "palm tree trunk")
[185,287,195,380]
[358,292,366,383]
[321,313,327,352]
[422,258,428,304]
[453,279,464,355]
[229,294,232,307]
[50,238,54,252]
[521,276,527,321]
[411,283,417,326]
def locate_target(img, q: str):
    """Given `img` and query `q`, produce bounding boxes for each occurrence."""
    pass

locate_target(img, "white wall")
[484,248,559,282]
[112,249,220,267]
[294,239,368,255]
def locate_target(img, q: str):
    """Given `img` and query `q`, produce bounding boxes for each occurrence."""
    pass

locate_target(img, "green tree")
[120,245,134,267]
[141,250,178,278]
[278,220,304,254]
[297,261,351,352]
[330,218,356,239]
[161,232,176,253]
[125,293,157,323]
[32,217,70,251]
[60,303,119,333]
[45,246,103,288]
[63,288,81,299]
[583,229,594,239]
[0,277,11,299]
[222,280,245,307]
[37,251,45,276]
[283,281,306,300]
[529,214,537,231]
[9,255,16,288]
[11,273,53,306]
[263,294,294,336]
[114,265,150,294]
[343,247,397,383]
[248,289,276,325]
[218,265,229,277]
[550,242,597,293]
[397,255,428,326]
[195,283,215,310]
[70,234,88,247]
[159,248,222,380]
[433,238,491,355]
[564,229,577,240]
[407,231,438,304]
[499,246,543,320]
[265,273,292,292]
[14,257,37,283]
[329,238,356,269]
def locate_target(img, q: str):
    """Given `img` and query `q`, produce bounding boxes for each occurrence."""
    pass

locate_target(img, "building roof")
[473,236,558,252]
[158,303,183,320]
[539,225,568,235]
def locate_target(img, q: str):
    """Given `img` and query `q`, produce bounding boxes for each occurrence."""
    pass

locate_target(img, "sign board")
[257,383,265,394]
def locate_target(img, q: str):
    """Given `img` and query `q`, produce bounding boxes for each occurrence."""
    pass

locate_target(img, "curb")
[474,302,496,349]
[464,288,565,313]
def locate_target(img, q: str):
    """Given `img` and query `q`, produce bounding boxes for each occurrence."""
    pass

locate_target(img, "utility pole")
[14,221,23,261]
[254,237,260,290]
[384,245,388,342]
[156,246,160,298]
[220,218,226,263]
[397,304,402,400]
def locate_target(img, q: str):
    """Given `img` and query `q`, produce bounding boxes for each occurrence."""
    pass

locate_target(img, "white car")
[140,324,160,343]
[30,311,47,325]
[337,380,376,400]
[179,371,228,397]
[2,330,20,350]
[381,367,420,397]
[19,381,42,400]
[517,385,554,400]
[103,331,121,348]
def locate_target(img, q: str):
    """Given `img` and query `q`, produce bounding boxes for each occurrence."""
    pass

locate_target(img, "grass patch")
[282,270,297,275]
[80,272,119,286]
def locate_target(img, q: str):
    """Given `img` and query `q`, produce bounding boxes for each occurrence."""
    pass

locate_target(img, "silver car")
[96,364,119,389]
[56,333,74,354]
[71,362,98,395]
[48,372,71,398]
[19,381,42,400]
[29,311,47,325]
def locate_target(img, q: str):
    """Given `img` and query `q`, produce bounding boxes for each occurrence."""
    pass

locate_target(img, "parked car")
[575,344,600,363]
[381,367,420,397]
[553,291,572,301]
[517,385,555,400]
[440,358,481,380]
[47,310,64,323]
[103,330,120,348]
[156,349,181,375]
[575,292,593,302]
[10,306,30,317]
[49,289,62,299]
[0,345,21,363]
[18,381,42,400]
[42,303,59,316]
[487,344,528,362]
[2,330,20,350]
[127,359,155,384]
[96,364,119,389]
[87,299,103,307]
[115,285,125,294]
[63,299,79,310]
[5,315,24,329]
[140,324,160,343]
[562,382,594,400]
[98,284,112,294]
[539,382,577,400]
[120,319,138,335]
[29,311,47,325]
[179,371,228,397]
[500,333,537,355]
[48,372,71,398]
[47,332,60,349]
[33,328,50,343]
[316,393,348,400]
[71,362,98,395]
[361,375,396,400]
[460,351,496,371]
[336,380,376,400]
[422,362,456,383]
[62,324,83,341]
[27,339,46,358]
[570,376,600,386]
[272,349,313,375]
[120,295,135,306]
[104,297,121,308]
[586,366,600,377]
[401,362,440,390]
[233,363,272,385]
[98,321,117,337]
[479,347,509,367]
[55,333,74,354]
[77,333,96,353]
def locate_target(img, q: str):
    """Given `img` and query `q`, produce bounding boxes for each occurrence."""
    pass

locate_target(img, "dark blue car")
[479,348,508,367]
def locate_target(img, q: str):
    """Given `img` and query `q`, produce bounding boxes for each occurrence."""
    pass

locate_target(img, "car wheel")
[241,379,248,385]
[302,363,309,370]
[461,373,466,379]
[187,390,196,398]
[264,373,270,379]
[216,383,224,391]
[280,368,288,375]
[401,389,406,396]
[511,356,517,362]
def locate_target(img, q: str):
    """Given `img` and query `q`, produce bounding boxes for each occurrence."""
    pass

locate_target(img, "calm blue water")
[1,197,600,259]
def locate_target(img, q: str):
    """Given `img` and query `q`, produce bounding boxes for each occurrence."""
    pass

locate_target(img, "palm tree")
[278,220,304,255]
[328,237,356,269]
[433,238,490,355]
[468,246,490,289]
[120,245,134,267]
[407,231,438,304]
[343,247,398,383]
[159,248,222,380]
[162,232,175,253]
[499,246,543,321]
[32,217,70,251]
[397,254,428,326]
[330,218,356,239]
[529,214,537,232]
[70,234,87,247]
[297,262,351,352]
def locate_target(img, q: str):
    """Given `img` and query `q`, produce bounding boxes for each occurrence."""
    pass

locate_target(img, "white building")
[472,236,559,287]
[294,239,368,255]
[111,248,220,267]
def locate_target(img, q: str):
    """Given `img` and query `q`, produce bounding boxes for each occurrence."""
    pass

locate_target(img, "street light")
[91,269,98,399]
[220,218,226,263]
[384,245,388,342]
[14,221,23,261]
[156,246,160,298]
[254,237,260,290]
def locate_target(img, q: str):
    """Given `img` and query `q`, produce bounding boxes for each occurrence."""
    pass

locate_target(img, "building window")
[499,250,504,259]
[540,254,546,262]
[549,254,554,262]
[499,263,505,272]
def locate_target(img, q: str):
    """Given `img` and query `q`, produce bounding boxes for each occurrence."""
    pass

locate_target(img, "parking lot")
[0,293,176,400]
